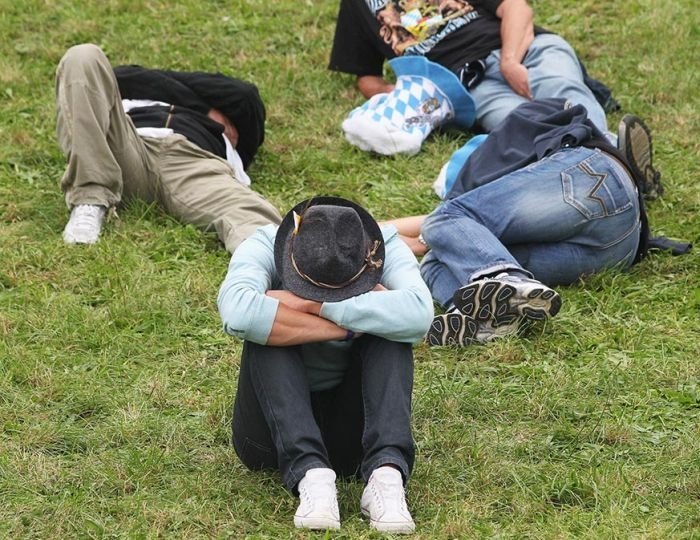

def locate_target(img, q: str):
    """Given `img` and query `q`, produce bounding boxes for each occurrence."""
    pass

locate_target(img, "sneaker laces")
[298,472,337,510]
[371,471,408,515]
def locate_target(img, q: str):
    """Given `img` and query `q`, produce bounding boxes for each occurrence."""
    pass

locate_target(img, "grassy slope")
[0,0,698,537]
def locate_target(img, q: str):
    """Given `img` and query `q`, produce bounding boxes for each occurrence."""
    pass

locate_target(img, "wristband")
[344,329,355,341]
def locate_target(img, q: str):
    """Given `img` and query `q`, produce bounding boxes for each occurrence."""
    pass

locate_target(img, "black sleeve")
[160,70,266,167]
[328,0,388,76]
[114,66,265,168]
[113,65,209,112]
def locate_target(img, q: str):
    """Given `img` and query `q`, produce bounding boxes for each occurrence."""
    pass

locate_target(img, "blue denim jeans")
[232,335,415,492]
[420,147,641,307]
[470,34,608,133]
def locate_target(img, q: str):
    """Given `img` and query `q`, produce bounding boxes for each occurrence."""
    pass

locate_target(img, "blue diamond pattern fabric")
[348,93,388,119]
[367,75,450,140]
[341,67,458,155]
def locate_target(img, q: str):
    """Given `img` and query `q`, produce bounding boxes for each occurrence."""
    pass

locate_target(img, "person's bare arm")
[381,216,427,238]
[380,216,429,256]
[267,290,322,316]
[266,302,349,346]
[357,75,395,98]
[208,107,239,147]
[264,284,394,346]
[397,235,429,257]
[496,0,535,99]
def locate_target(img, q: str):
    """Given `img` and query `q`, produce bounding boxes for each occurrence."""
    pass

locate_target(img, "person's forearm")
[380,215,427,238]
[397,234,429,257]
[497,0,534,66]
[380,216,429,256]
[267,303,348,346]
[357,75,395,98]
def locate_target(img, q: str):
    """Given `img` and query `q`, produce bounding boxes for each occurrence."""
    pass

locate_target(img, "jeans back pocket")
[562,150,634,220]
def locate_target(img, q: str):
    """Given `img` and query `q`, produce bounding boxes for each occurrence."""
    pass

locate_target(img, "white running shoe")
[361,467,415,534]
[293,468,340,530]
[62,204,106,244]
[453,273,561,326]
[428,273,561,347]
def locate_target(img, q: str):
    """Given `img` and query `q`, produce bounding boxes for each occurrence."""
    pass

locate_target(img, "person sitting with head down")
[217,196,433,533]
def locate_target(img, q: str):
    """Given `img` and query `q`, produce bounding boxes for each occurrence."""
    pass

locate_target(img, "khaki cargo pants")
[55,43,281,253]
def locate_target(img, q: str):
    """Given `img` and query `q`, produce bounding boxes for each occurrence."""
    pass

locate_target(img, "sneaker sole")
[453,279,561,326]
[361,508,415,534]
[293,516,340,530]
[618,114,663,199]
[62,233,100,245]
[426,313,479,347]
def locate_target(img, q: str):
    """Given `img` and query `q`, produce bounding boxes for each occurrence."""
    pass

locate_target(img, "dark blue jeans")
[232,334,415,492]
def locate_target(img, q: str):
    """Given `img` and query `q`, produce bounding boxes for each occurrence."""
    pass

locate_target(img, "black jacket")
[114,66,265,169]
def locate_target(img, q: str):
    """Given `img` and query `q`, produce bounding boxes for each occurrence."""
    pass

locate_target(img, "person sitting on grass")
[388,99,663,346]
[55,43,281,252]
[217,196,433,533]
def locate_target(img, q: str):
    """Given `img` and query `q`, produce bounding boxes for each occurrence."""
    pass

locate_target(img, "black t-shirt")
[124,105,228,161]
[329,0,506,76]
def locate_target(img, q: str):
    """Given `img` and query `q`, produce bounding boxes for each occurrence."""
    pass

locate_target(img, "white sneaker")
[62,204,106,244]
[293,468,340,530]
[361,467,415,534]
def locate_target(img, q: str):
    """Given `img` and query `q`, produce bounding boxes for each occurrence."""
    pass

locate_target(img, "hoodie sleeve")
[216,226,280,345]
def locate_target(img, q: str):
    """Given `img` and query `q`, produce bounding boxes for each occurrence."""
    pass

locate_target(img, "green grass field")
[1,0,699,537]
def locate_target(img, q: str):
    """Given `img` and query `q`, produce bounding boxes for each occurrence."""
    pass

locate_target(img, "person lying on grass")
[387,98,664,346]
[217,196,433,533]
[55,43,280,251]
[329,0,618,156]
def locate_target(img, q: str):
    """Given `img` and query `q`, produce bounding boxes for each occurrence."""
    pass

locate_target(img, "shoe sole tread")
[453,279,561,327]
[426,313,478,346]
[618,114,663,199]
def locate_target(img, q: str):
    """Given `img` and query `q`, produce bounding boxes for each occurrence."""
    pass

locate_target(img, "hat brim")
[274,196,385,302]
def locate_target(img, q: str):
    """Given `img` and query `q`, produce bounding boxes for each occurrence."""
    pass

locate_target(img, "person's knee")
[421,209,454,246]
[534,33,577,58]
[356,334,412,359]
[60,43,107,69]
[429,197,476,223]
[57,44,112,86]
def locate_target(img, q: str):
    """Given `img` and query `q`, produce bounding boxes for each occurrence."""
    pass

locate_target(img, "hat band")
[290,240,383,291]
